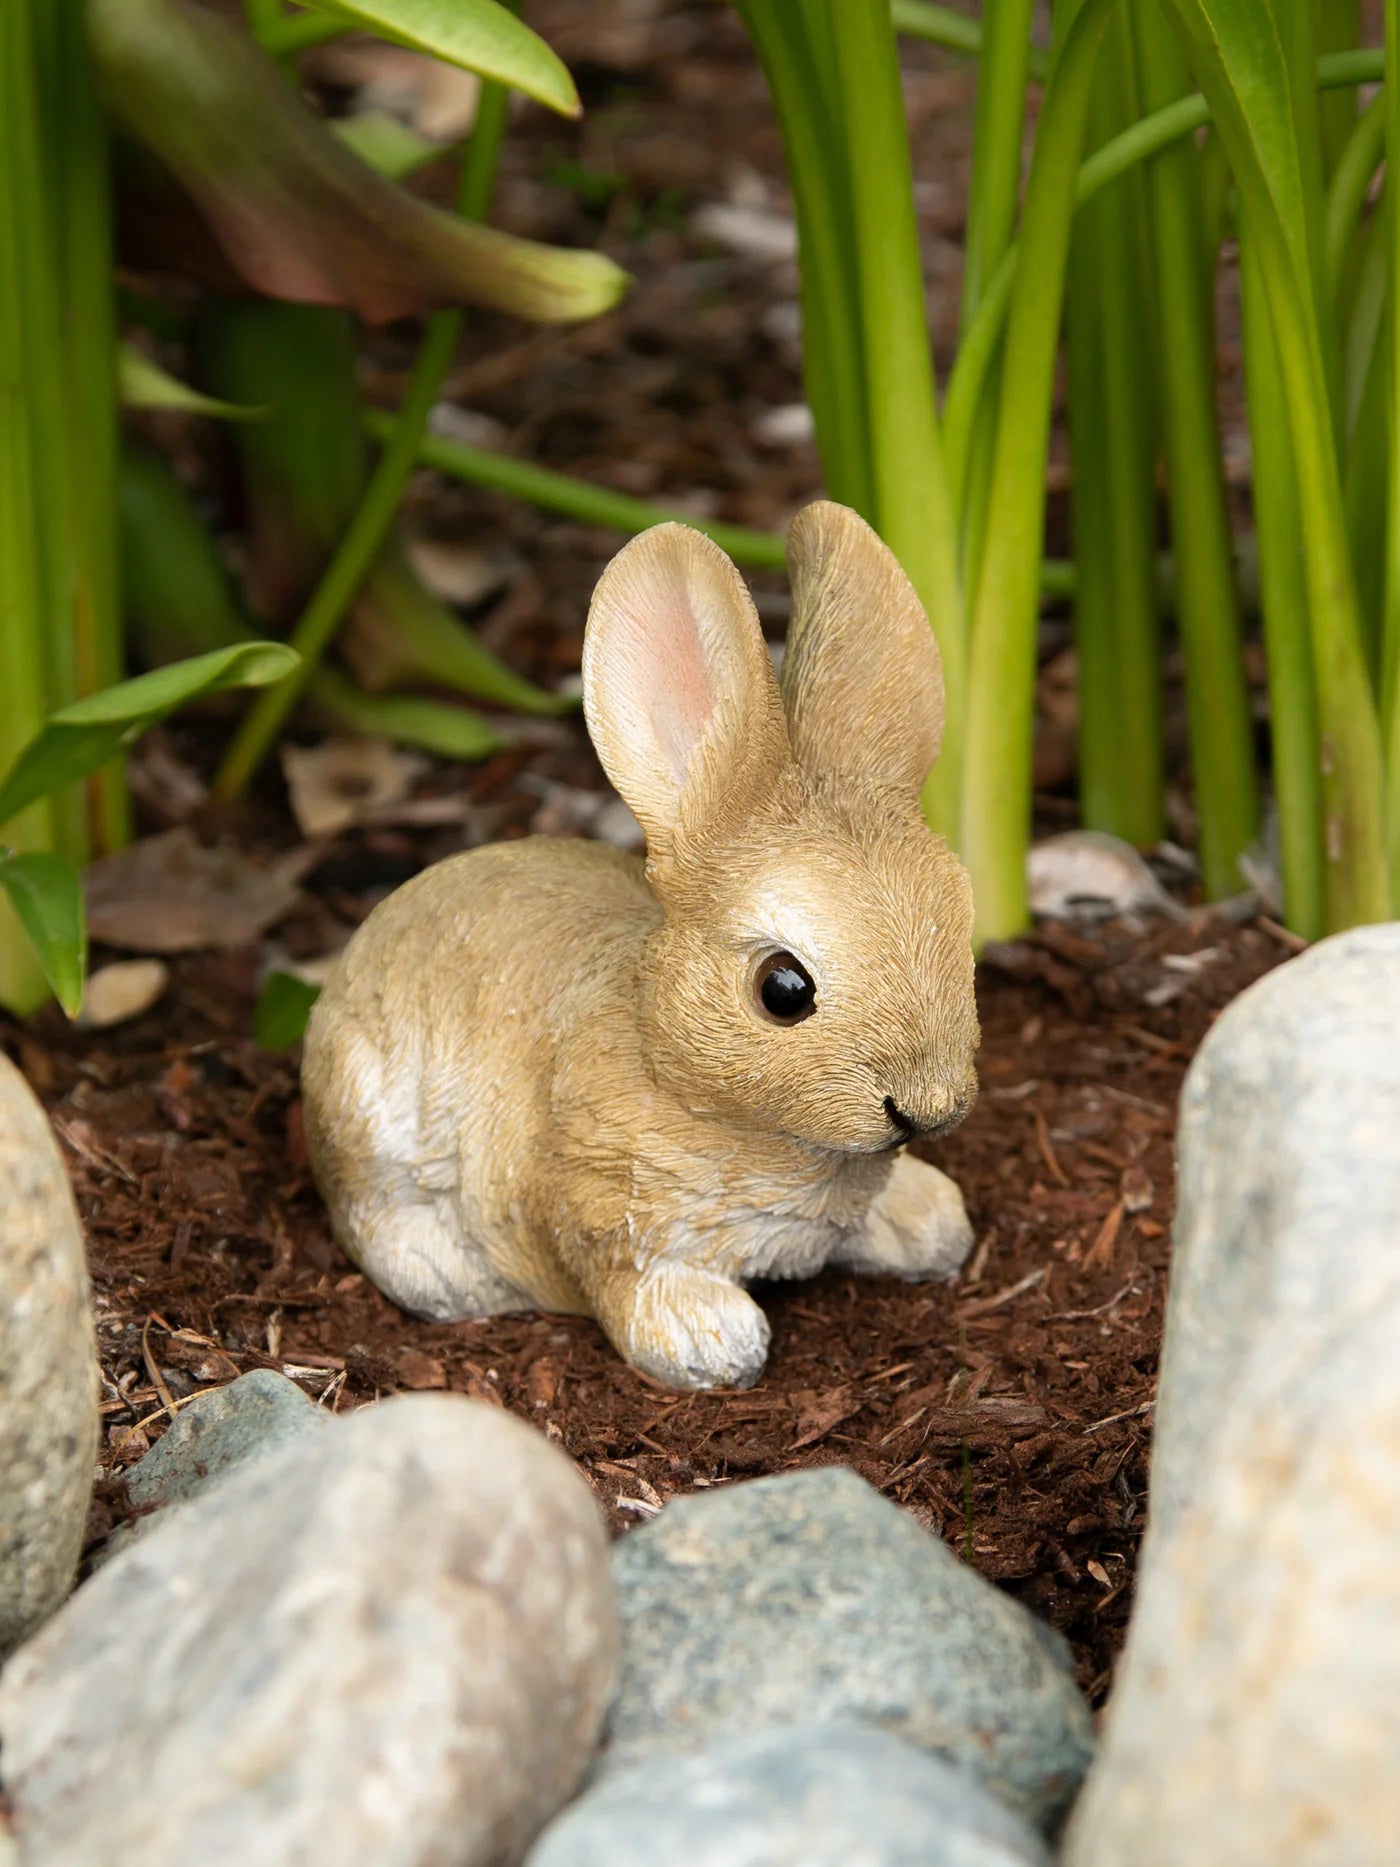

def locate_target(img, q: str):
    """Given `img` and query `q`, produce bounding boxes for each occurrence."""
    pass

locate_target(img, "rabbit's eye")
[755,951,816,1025]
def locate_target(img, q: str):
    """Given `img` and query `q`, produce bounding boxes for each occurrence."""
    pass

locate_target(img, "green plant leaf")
[89,0,627,326]
[0,644,299,828]
[118,342,264,421]
[291,0,579,118]
[254,969,321,1050]
[0,854,86,1018]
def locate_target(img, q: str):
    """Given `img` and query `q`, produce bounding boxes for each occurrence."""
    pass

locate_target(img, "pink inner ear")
[651,587,717,782]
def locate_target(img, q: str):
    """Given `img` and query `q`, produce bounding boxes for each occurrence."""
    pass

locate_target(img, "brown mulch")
[5,907,1287,1706]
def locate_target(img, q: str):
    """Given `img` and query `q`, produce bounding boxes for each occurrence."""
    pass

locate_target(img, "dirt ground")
[3,0,1301,1707]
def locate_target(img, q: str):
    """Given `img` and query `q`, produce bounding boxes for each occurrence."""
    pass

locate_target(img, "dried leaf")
[395,1348,447,1390]
[1028,832,1185,922]
[403,537,519,609]
[280,738,426,839]
[86,829,300,953]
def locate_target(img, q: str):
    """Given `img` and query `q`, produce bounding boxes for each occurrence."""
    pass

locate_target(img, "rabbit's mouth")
[881,1097,917,1149]
[881,1095,971,1151]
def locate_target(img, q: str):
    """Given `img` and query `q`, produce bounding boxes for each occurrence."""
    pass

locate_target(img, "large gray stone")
[529,1722,1050,1867]
[0,1393,618,1867]
[1066,926,1400,1866]
[604,1467,1092,1833]
[0,1052,98,1659]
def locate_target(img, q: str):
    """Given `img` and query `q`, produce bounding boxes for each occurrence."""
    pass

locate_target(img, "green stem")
[1341,213,1387,671]
[822,0,966,842]
[374,413,787,567]
[1384,0,1400,900]
[1066,7,1163,845]
[241,0,287,38]
[1240,232,1324,940]
[0,0,58,1012]
[734,1,870,515]
[1127,0,1259,901]
[49,0,126,852]
[1316,0,1363,178]
[258,11,347,57]
[213,71,512,798]
[1323,89,1385,313]
[944,48,1383,496]
[961,0,1112,941]
[892,0,1050,81]
[956,0,1036,603]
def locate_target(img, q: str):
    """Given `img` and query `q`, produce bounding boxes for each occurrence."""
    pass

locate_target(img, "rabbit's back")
[302,837,656,1317]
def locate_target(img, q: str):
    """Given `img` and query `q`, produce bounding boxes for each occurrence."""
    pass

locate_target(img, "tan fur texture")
[303,503,980,1389]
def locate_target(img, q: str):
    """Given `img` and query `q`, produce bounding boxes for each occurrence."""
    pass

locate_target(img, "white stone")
[1066,925,1400,1867]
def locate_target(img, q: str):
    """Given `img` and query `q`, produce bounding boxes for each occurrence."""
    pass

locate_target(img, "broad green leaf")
[254,970,321,1049]
[295,0,579,118]
[0,854,86,1018]
[90,0,628,326]
[0,644,299,829]
[118,343,264,421]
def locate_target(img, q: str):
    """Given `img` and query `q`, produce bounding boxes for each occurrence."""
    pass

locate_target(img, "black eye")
[755,951,816,1025]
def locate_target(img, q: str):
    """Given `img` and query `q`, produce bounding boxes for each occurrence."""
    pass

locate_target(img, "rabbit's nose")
[884,1090,972,1142]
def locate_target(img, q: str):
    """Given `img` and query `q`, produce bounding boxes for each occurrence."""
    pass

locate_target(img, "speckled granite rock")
[1066,926,1400,1866]
[0,1052,98,1659]
[530,1722,1051,1866]
[0,1394,618,1867]
[604,1466,1092,1832]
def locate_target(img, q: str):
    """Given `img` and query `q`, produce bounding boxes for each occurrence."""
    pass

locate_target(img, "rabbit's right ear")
[583,524,790,861]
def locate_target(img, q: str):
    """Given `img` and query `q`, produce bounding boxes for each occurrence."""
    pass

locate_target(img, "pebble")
[1065,926,1400,1865]
[530,1722,1051,1866]
[93,1369,329,1567]
[0,1393,618,1867]
[604,1467,1092,1833]
[0,1053,99,1660]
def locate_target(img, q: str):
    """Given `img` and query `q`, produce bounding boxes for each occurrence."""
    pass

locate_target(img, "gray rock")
[1066,926,1400,1866]
[126,1367,327,1514]
[0,1393,618,1867]
[93,1369,329,1569]
[604,1467,1091,1833]
[529,1722,1050,1866]
[0,1052,98,1660]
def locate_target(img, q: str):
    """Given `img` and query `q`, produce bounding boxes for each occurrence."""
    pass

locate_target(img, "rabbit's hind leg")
[338,1192,531,1324]
[593,1261,771,1391]
[835,1152,974,1282]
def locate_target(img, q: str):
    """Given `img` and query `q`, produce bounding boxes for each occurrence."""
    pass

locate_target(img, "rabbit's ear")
[583,524,790,857]
[781,501,945,795]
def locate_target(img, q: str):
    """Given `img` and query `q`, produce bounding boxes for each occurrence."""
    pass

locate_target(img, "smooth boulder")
[0,1051,99,1659]
[604,1466,1092,1832]
[0,1393,618,1867]
[1066,926,1400,1866]
[530,1722,1050,1867]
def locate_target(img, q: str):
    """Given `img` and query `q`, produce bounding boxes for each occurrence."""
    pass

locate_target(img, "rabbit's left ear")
[781,501,945,796]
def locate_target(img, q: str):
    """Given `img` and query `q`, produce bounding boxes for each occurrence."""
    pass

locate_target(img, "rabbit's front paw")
[598,1263,772,1391]
[840,1152,974,1282]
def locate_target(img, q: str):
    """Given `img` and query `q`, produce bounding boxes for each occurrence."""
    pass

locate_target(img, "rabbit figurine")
[302,501,979,1390]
